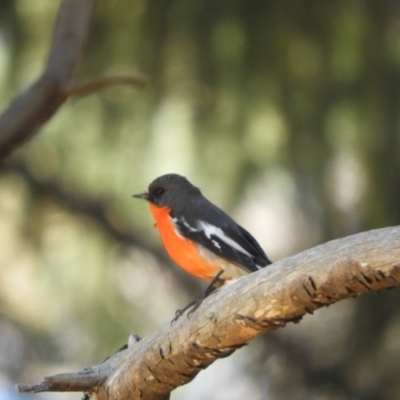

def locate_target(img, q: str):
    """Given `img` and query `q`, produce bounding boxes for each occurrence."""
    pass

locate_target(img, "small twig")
[15,382,49,394]
[65,75,148,96]
[16,370,104,394]
[16,334,142,394]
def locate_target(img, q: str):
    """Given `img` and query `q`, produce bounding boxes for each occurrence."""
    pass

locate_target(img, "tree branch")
[0,0,94,158]
[16,226,400,400]
[0,0,146,159]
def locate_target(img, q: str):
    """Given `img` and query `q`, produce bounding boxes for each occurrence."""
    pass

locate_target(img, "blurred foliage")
[1,0,400,399]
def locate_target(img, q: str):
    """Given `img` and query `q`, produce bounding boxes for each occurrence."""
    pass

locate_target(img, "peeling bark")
[16,226,400,400]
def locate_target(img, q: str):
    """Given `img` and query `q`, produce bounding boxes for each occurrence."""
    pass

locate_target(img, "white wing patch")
[172,217,255,259]
[180,217,197,232]
[212,239,221,250]
[197,221,252,257]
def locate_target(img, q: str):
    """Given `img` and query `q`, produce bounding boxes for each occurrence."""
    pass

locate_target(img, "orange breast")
[149,204,221,280]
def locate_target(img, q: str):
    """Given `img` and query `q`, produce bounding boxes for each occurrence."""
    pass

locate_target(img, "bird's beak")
[133,191,149,200]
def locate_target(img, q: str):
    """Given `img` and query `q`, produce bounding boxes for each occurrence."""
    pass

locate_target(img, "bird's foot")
[171,270,224,324]
[171,296,205,324]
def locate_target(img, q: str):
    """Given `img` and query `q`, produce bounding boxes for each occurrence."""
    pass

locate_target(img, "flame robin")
[134,174,271,317]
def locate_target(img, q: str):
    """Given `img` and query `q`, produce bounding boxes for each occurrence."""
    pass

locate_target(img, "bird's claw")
[171,298,203,324]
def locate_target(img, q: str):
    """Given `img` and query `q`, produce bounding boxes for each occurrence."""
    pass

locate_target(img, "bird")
[133,173,272,318]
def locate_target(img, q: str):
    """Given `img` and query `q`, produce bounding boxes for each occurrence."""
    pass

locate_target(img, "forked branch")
[0,0,146,159]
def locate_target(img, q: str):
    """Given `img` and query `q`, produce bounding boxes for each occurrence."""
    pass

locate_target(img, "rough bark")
[16,226,400,400]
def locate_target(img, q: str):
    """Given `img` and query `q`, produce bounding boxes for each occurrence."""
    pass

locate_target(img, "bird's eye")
[154,187,165,196]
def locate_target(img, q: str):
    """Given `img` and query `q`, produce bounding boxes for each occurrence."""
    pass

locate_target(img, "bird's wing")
[171,207,271,273]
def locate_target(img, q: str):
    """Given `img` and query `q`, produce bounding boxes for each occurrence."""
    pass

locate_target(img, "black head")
[133,174,201,208]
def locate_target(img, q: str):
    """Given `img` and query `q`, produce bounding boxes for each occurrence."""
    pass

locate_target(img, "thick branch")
[16,226,400,400]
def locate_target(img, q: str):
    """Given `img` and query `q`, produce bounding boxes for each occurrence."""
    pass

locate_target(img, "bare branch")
[0,0,146,159]
[0,0,94,158]
[15,226,400,400]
